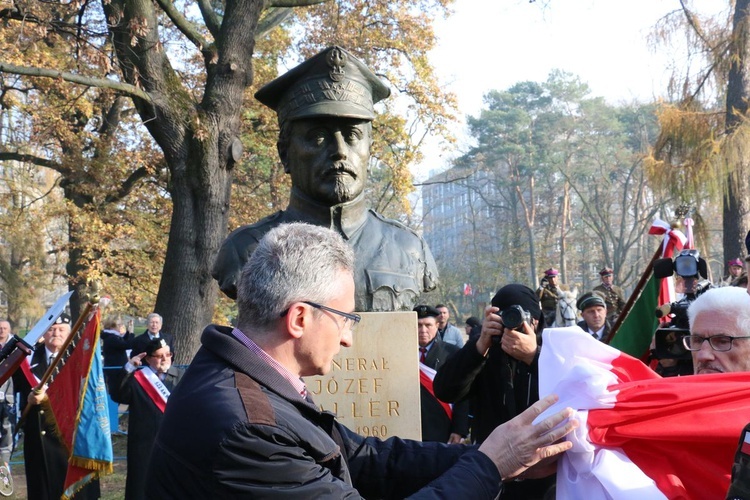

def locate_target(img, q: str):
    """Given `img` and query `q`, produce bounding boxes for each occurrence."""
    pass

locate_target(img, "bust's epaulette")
[368,209,421,238]
[226,211,284,241]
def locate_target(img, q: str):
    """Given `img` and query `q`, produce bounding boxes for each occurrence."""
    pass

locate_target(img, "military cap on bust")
[54,312,71,325]
[577,291,606,312]
[255,46,391,126]
[413,304,440,319]
[599,267,614,276]
[146,338,169,356]
[544,268,559,277]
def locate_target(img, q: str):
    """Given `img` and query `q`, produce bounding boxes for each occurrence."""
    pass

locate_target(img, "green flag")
[609,274,659,358]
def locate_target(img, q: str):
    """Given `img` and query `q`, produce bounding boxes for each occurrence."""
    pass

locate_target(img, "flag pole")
[603,245,662,345]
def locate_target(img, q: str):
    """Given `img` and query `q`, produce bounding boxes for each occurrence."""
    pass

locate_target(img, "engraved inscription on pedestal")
[307,311,421,440]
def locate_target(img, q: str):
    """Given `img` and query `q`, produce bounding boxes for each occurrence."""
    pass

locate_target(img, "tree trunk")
[155,143,232,362]
[102,0,263,362]
[724,0,750,263]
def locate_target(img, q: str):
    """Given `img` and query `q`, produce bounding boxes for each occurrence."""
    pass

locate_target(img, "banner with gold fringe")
[44,307,113,498]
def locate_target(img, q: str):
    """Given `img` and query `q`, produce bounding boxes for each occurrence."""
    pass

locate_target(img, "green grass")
[11,423,129,499]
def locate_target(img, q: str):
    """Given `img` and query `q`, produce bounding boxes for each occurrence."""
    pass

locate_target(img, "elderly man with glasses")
[684,286,750,375]
[110,338,184,500]
[685,286,750,499]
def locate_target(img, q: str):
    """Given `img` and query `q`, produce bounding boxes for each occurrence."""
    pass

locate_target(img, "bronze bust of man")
[212,46,438,311]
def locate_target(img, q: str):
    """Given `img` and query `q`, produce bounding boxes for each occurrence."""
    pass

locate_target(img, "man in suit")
[414,305,469,443]
[13,313,100,499]
[576,291,611,342]
[110,338,184,500]
[131,312,174,357]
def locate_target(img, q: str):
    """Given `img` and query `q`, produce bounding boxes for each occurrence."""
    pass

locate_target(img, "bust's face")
[284,117,371,205]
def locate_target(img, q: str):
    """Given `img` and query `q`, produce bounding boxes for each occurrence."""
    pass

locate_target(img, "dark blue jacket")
[145,324,502,499]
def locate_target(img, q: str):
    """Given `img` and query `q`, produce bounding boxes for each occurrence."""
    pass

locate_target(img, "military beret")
[146,338,169,356]
[255,46,391,125]
[577,291,606,311]
[54,313,71,325]
[544,268,559,277]
[599,267,614,276]
[465,316,481,328]
[729,258,744,267]
[413,305,440,319]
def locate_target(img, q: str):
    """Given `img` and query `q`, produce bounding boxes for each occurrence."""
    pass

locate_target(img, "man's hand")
[476,306,502,355]
[500,320,538,365]
[447,433,463,445]
[478,394,578,481]
[129,352,147,367]
[28,385,48,406]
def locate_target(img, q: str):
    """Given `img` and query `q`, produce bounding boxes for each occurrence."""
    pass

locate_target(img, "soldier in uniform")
[212,46,438,312]
[722,258,745,287]
[537,268,568,327]
[593,267,626,323]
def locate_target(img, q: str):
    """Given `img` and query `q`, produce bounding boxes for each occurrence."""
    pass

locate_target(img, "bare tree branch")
[197,0,221,38]
[267,0,329,7]
[0,61,153,103]
[0,151,64,173]
[152,0,211,52]
[104,166,150,203]
[256,7,293,39]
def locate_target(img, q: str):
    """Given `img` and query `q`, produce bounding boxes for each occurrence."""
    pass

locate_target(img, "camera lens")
[501,307,523,330]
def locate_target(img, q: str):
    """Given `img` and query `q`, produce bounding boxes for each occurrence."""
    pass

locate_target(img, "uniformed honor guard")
[212,46,438,312]
[537,268,568,327]
[592,267,626,323]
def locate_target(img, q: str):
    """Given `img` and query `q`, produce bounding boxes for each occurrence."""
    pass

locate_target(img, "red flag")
[44,308,113,497]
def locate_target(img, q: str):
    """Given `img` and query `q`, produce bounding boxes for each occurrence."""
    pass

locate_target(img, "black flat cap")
[413,305,440,319]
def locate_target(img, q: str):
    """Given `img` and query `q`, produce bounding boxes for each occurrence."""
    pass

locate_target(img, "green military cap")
[255,46,391,125]
[577,291,606,312]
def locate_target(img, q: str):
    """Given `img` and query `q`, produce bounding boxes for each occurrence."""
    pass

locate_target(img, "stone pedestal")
[307,311,421,440]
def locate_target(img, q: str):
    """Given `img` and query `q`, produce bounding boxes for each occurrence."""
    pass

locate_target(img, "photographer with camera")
[433,284,552,500]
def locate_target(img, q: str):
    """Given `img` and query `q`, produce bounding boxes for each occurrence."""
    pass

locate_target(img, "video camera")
[651,249,712,375]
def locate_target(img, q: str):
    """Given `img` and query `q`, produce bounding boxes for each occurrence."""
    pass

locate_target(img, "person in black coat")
[433,284,554,500]
[110,338,184,500]
[13,314,100,499]
[130,313,174,357]
[413,305,469,443]
[101,316,134,384]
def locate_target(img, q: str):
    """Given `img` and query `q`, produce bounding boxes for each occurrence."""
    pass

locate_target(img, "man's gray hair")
[236,223,355,332]
[147,313,162,322]
[688,286,750,334]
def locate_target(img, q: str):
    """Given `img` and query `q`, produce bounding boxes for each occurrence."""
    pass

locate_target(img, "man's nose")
[330,132,348,160]
[341,329,353,348]
[694,339,715,361]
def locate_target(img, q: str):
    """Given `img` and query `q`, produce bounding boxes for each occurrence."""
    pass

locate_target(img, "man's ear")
[277,141,291,174]
[284,303,308,339]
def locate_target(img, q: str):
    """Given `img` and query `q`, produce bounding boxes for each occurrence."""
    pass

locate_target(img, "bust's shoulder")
[224,212,286,246]
[366,210,425,244]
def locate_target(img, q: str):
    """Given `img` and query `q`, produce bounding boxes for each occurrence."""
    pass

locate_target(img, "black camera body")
[651,249,712,374]
[501,305,531,331]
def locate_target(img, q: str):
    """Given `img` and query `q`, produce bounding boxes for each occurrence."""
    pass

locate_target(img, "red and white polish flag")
[538,326,750,499]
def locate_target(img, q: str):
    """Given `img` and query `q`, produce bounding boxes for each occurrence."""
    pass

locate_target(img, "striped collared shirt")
[231,327,307,398]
